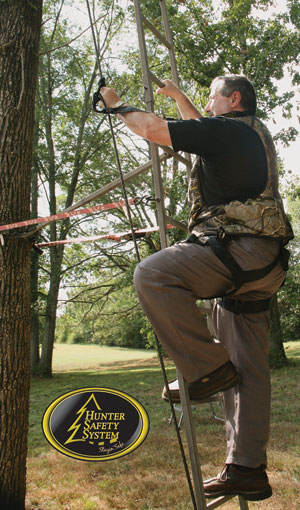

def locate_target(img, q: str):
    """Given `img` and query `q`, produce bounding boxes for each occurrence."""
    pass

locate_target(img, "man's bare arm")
[100,87,172,145]
[156,79,202,120]
[118,111,171,145]
[99,81,202,145]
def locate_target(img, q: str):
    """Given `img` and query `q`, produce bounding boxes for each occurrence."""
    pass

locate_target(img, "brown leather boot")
[162,361,239,403]
[203,464,272,501]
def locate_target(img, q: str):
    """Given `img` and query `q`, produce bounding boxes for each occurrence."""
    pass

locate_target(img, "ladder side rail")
[150,142,169,249]
[159,0,180,87]
[141,1,193,180]
[177,370,207,510]
[134,2,207,506]
[159,0,192,178]
[238,497,249,510]
[133,0,169,249]
[133,0,155,110]
[135,4,207,506]
[159,3,209,507]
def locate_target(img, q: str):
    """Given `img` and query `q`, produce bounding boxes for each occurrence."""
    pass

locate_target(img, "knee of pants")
[133,262,146,294]
[133,261,156,297]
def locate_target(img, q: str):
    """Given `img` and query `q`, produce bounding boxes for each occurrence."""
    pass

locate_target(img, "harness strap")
[186,233,289,298]
[217,296,271,315]
[207,236,281,289]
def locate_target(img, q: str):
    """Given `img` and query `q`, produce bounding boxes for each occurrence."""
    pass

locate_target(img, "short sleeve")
[168,117,226,156]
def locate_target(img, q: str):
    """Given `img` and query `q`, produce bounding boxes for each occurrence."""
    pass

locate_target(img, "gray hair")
[213,75,257,114]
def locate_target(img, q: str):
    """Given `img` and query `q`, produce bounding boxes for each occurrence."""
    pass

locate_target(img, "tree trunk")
[269,293,288,368]
[0,1,43,508]
[30,148,41,373]
[30,248,41,371]
[40,245,64,377]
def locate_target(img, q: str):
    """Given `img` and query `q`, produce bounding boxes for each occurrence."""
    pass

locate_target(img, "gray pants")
[133,237,286,468]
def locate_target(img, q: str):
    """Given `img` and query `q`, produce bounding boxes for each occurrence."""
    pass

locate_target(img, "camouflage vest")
[189,115,294,244]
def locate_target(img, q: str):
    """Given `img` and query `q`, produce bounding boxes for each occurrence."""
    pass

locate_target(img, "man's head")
[205,75,257,116]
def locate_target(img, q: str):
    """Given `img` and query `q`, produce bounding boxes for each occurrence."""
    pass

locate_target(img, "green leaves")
[289,0,300,28]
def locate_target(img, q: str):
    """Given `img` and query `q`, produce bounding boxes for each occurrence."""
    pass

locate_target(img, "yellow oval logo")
[42,387,149,461]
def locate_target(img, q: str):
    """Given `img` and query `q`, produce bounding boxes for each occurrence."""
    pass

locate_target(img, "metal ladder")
[132,1,249,509]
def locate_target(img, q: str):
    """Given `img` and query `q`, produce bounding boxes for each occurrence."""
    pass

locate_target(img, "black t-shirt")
[168,114,268,206]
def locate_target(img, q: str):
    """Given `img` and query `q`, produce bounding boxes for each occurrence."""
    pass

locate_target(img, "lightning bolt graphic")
[64,408,86,445]
[64,393,101,445]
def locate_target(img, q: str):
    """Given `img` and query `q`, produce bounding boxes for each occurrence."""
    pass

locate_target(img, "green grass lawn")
[26,342,300,510]
[52,343,157,371]
[284,340,300,359]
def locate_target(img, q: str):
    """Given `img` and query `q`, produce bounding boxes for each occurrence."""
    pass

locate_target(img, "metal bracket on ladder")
[133,1,249,509]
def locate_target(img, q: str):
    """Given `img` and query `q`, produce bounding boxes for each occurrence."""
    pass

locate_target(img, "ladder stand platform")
[168,394,224,429]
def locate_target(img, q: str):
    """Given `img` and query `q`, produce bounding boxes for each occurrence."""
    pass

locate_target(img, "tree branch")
[39,15,105,56]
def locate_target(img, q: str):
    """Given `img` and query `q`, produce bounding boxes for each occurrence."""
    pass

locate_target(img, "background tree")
[277,177,300,344]
[0,0,43,507]
[31,0,128,376]
[31,0,189,375]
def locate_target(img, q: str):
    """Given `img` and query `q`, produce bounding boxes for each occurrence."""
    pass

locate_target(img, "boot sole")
[162,374,239,403]
[205,485,272,501]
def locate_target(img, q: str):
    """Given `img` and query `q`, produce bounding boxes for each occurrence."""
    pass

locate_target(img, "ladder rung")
[207,495,235,509]
[142,15,171,49]
[149,70,165,89]
[174,395,223,408]
[164,215,188,232]
[159,144,192,167]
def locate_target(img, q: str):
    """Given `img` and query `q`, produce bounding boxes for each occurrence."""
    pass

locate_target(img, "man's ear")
[231,90,242,109]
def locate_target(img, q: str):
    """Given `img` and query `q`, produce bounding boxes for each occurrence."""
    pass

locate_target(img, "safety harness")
[217,296,271,315]
[186,232,290,314]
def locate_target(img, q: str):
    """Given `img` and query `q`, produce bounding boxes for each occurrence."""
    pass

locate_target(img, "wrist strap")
[92,76,149,115]
[92,90,147,114]
[95,104,148,115]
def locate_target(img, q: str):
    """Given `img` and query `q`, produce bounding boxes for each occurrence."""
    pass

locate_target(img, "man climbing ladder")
[100,75,293,501]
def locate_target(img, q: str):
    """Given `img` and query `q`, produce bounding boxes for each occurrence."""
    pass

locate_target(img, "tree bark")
[30,143,41,373]
[40,244,64,377]
[269,293,288,368]
[0,1,42,508]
